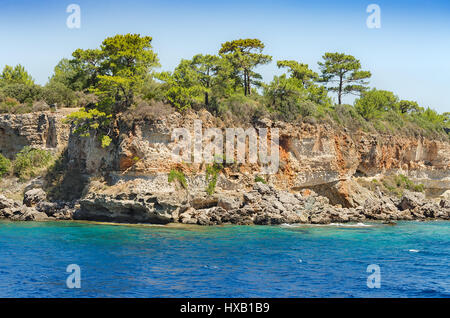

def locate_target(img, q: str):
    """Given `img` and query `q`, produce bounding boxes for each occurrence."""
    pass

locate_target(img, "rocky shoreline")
[1,182,449,225]
[1,110,449,226]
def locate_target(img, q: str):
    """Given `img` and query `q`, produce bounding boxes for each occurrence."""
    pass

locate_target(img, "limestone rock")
[23,188,47,207]
[399,191,426,211]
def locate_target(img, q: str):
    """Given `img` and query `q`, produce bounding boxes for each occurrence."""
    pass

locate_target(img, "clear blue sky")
[0,0,449,113]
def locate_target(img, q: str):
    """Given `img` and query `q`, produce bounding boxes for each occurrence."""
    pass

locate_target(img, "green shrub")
[1,83,42,104]
[13,147,54,180]
[413,184,425,192]
[0,154,12,178]
[0,97,21,113]
[100,135,112,148]
[140,78,167,102]
[394,174,424,193]
[355,89,398,120]
[264,75,307,122]
[41,82,77,107]
[168,169,188,189]
[217,93,267,125]
[332,104,371,132]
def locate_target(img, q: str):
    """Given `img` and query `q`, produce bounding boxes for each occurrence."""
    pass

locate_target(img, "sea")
[0,220,448,298]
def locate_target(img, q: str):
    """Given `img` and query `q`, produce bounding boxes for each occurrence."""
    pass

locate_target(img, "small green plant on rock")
[168,169,188,189]
[254,175,267,184]
[100,135,112,148]
[205,161,224,195]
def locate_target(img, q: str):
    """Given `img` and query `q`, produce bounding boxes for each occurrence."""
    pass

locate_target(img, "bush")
[13,147,54,180]
[0,97,21,113]
[41,82,77,107]
[32,101,50,112]
[355,89,398,120]
[1,83,42,104]
[217,94,267,125]
[264,75,307,122]
[74,92,99,108]
[332,104,371,131]
[394,174,425,193]
[0,154,11,178]
[205,162,224,195]
[140,78,167,102]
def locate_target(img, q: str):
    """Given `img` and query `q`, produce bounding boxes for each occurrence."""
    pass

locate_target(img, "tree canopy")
[318,52,371,105]
[355,89,398,120]
[0,65,34,86]
[276,60,318,87]
[1,34,448,145]
[72,34,159,113]
[219,39,272,96]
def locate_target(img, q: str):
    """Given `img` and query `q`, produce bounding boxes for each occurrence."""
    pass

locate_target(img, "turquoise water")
[0,220,449,298]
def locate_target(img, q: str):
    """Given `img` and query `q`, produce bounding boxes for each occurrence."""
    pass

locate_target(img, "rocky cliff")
[0,111,70,159]
[0,109,449,225]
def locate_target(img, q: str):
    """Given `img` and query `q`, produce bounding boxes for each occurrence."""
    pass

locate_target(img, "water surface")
[0,220,448,297]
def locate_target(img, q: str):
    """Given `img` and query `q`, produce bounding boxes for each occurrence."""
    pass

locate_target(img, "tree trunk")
[338,74,343,105]
[244,70,248,96]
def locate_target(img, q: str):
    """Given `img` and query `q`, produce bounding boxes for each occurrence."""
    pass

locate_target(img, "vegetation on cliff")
[0,154,11,178]
[0,147,54,181]
[358,174,425,198]
[0,34,449,144]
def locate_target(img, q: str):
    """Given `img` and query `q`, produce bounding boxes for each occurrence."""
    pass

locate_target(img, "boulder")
[440,199,450,209]
[217,195,242,211]
[179,207,198,224]
[399,191,426,211]
[23,177,45,193]
[23,188,47,207]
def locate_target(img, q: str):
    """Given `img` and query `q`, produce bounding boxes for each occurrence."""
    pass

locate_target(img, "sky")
[0,0,449,113]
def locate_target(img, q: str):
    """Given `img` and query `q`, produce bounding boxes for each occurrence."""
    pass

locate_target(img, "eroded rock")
[23,188,47,207]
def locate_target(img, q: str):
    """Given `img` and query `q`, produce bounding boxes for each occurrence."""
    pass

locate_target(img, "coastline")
[0,110,449,226]
[1,182,449,226]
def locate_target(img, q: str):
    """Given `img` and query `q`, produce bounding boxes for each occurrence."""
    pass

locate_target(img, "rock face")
[0,111,70,159]
[0,109,449,225]
[63,109,450,202]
